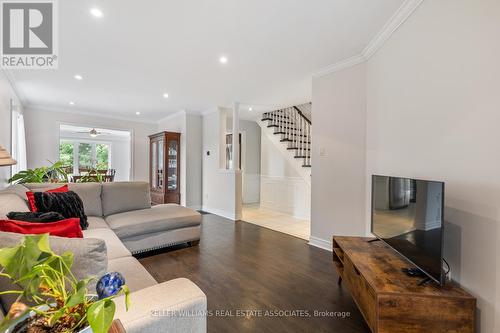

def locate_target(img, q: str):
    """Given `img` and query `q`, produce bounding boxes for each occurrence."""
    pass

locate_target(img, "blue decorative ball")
[96,272,125,299]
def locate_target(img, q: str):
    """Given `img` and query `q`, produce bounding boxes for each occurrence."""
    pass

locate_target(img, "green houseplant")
[8,161,69,184]
[0,234,129,333]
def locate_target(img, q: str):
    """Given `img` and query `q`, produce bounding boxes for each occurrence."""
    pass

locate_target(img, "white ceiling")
[8,0,404,121]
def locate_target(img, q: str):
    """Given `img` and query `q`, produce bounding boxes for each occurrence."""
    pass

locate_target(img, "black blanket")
[33,191,88,229]
[7,211,66,223]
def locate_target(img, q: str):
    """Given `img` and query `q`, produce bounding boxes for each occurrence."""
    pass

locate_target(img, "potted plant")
[8,161,69,184]
[0,234,130,333]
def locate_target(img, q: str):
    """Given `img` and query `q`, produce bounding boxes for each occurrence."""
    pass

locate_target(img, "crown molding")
[312,54,366,78]
[362,0,424,59]
[1,69,29,106]
[25,104,158,125]
[313,0,424,78]
[157,110,187,124]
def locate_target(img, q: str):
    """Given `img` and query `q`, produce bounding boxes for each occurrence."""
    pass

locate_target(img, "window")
[96,143,109,167]
[78,143,93,169]
[11,105,27,174]
[59,140,111,174]
[59,142,74,171]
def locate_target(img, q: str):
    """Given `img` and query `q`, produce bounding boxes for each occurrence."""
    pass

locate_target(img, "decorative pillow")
[6,211,66,223]
[26,184,68,212]
[0,218,83,238]
[34,191,88,230]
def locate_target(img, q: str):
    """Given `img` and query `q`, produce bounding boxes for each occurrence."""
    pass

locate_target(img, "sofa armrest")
[113,278,207,333]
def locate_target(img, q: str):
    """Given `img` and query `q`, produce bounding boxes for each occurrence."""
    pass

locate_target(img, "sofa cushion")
[0,231,107,311]
[2,184,30,201]
[0,194,30,219]
[101,182,151,217]
[105,204,201,239]
[83,228,131,260]
[22,183,65,191]
[107,257,157,292]
[22,183,103,217]
[87,216,109,230]
[68,183,103,217]
[113,278,207,333]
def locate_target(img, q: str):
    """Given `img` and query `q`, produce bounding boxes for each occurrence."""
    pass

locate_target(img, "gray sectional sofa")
[0,182,207,333]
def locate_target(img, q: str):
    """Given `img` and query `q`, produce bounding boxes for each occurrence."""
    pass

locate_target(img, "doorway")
[59,124,132,181]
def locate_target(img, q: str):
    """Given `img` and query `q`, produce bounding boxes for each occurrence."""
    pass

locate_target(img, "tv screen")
[371,175,445,285]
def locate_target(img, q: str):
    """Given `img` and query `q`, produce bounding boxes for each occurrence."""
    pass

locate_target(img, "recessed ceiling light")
[135,112,141,115]
[249,107,253,111]
[219,56,228,64]
[163,93,169,99]
[69,101,75,106]
[74,74,83,80]
[90,8,103,18]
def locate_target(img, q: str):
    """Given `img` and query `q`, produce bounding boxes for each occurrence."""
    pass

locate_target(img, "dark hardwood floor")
[138,214,370,333]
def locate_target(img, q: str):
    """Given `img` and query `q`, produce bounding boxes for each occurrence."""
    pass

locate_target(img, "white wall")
[109,140,132,181]
[185,114,203,209]
[158,111,202,209]
[365,1,500,331]
[227,119,261,204]
[202,109,242,220]
[24,108,156,182]
[260,130,310,219]
[310,63,367,249]
[0,71,22,189]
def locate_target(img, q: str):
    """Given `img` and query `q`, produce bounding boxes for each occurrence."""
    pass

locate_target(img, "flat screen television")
[371,175,445,285]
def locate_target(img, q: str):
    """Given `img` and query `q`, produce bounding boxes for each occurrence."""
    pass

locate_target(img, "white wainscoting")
[242,173,260,204]
[260,175,311,220]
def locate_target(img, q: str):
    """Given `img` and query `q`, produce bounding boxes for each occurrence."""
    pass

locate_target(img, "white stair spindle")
[293,109,296,148]
[307,123,310,165]
[297,115,304,155]
[286,108,289,139]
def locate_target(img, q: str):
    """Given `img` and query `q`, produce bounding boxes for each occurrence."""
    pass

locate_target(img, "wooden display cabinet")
[149,131,181,204]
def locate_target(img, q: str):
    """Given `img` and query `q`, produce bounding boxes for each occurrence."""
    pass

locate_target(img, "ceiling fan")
[76,128,111,137]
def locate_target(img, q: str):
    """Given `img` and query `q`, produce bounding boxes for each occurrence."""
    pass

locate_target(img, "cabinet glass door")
[151,141,158,189]
[158,139,164,189]
[167,139,178,191]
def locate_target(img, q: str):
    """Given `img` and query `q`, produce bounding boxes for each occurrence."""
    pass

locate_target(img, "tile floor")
[241,204,310,240]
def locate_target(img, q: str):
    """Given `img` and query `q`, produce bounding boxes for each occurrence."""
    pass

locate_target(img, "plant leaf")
[66,280,87,308]
[121,285,131,311]
[36,234,52,254]
[0,246,20,272]
[87,299,116,333]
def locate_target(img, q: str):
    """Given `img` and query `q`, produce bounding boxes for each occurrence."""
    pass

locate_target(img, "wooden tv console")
[332,236,476,333]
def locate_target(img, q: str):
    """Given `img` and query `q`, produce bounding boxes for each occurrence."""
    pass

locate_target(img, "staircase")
[261,105,312,168]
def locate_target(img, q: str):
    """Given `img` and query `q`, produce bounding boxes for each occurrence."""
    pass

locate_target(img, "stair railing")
[263,105,312,167]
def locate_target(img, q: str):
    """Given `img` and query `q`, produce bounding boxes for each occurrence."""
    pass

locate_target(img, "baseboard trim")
[308,236,332,252]
[202,206,239,221]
